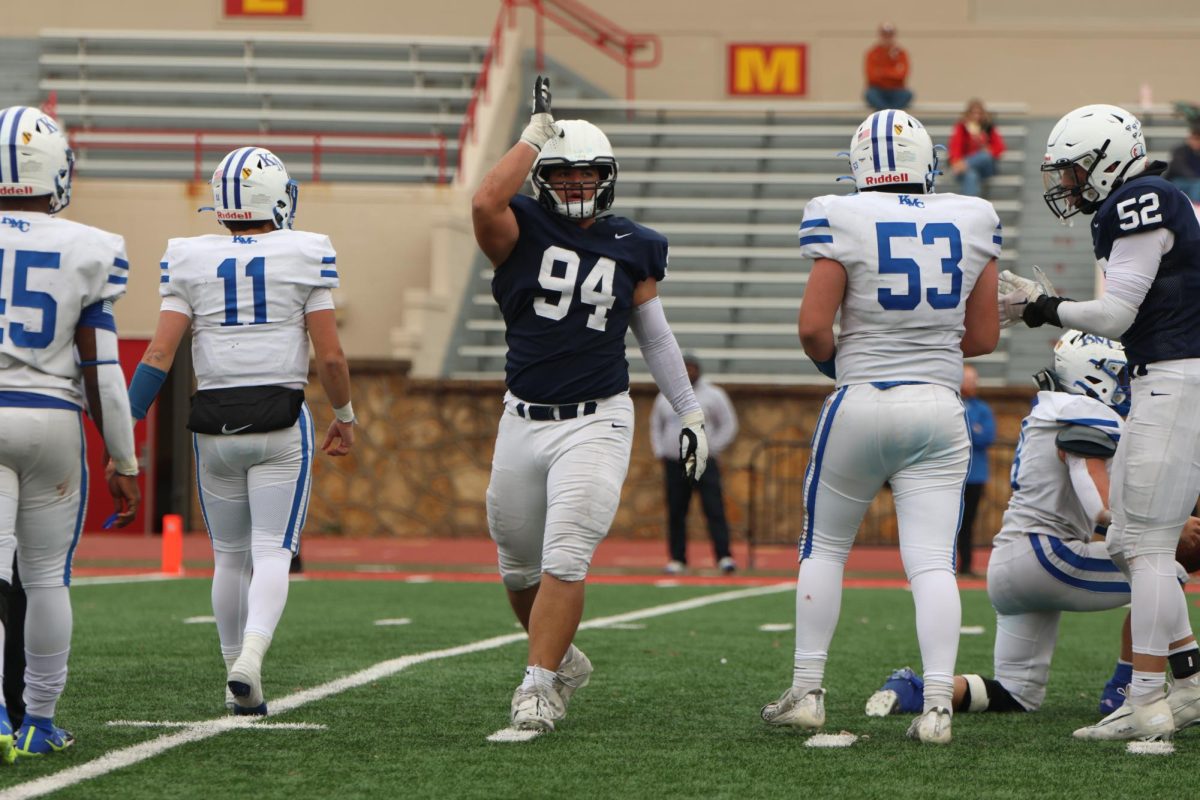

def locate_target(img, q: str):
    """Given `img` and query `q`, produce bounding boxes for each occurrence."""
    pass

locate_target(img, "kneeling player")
[867,332,1200,725]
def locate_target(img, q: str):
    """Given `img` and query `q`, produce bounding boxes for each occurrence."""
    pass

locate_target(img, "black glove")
[532,75,552,115]
[1021,295,1066,328]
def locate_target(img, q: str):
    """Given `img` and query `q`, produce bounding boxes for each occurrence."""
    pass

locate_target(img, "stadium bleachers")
[448,97,1028,385]
[40,29,488,183]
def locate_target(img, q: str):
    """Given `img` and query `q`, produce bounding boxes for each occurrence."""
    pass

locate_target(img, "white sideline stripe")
[183,616,216,624]
[107,720,327,731]
[374,618,412,626]
[1,583,790,798]
[758,623,794,632]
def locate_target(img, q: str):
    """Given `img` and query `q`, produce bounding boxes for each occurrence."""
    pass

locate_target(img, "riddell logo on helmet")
[216,210,255,220]
[0,186,34,195]
[865,173,910,185]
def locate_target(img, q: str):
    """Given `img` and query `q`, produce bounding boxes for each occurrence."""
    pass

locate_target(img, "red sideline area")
[72,532,991,588]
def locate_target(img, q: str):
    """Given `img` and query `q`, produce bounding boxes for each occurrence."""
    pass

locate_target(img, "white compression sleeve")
[1065,454,1106,525]
[1058,228,1173,337]
[629,297,700,416]
[92,326,138,474]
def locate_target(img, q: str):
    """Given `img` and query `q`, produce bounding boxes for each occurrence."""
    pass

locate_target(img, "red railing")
[68,128,449,183]
[457,0,661,172]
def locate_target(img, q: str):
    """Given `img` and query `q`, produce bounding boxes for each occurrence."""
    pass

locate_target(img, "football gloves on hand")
[519,75,560,152]
[998,266,1065,329]
[679,410,709,482]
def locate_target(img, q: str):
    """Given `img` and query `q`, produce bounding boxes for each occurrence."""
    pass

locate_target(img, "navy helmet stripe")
[870,112,882,172]
[884,110,897,171]
[0,108,9,182]
[8,107,29,184]
[231,148,257,210]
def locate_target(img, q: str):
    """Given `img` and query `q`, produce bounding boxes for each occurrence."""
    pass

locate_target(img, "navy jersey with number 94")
[492,194,668,404]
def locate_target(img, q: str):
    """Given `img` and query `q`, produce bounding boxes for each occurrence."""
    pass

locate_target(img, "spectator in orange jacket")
[949,99,1006,197]
[864,23,912,111]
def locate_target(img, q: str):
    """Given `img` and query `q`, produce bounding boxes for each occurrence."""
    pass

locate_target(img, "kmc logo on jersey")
[897,195,924,208]
[1,216,31,232]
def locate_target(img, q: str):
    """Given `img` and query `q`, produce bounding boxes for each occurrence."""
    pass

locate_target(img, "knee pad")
[499,563,541,593]
[541,547,590,583]
[961,674,1029,713]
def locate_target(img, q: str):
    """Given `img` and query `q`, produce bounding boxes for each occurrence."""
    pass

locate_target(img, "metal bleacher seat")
[449,96,1029,385]
[39,29,487,182]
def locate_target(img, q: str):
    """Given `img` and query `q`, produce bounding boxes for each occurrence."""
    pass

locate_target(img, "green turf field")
[1,578,1196,799]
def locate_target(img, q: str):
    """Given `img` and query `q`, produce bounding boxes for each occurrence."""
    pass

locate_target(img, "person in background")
[864,23,912,111]
[949,99,1006,198]
[651,354,739,575]
[1165,123,1200,203]
[957,364,995,577]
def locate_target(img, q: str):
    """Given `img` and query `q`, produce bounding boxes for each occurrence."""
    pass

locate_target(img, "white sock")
[1130,670,1166,706]
[520,666,556,693]
[791,559,844,692]
[23,586,72,720]
[236,632,271,674]
[910,570,960,712]
[243,546,293,640]
[212,550,251,652]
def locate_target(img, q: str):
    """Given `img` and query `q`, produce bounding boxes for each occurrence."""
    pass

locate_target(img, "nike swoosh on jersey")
[615,232,633,239]
[221,423,253,434]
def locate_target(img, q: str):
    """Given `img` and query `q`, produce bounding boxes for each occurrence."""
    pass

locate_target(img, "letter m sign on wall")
[728,44,807,96]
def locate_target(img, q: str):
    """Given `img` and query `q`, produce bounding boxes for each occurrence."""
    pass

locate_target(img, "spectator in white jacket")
[650,354,739,574]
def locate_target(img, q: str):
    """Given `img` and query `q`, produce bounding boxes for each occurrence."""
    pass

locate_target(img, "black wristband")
[1022,295,1066,328]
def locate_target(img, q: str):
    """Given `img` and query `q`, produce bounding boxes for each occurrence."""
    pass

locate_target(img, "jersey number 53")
[875,222,963,311]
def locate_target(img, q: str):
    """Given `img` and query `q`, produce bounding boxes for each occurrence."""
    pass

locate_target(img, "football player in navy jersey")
[471,76,708,733]
[1003,104,1200,740]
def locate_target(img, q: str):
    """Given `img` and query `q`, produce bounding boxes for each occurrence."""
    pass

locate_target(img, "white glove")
[679,410,709,481]
[519,75,560,152]
[997,268,1053,328]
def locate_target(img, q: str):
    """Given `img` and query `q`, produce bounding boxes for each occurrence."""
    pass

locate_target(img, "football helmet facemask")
[203,147,298,229]
[1038,329,1131,416]
[1042,104,1147,220]
[0,106,75,214]
[848,109,938,194]
[531,120,618,219]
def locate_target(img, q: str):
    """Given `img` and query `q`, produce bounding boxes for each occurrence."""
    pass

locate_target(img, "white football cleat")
[1073,697,1174,741]
[664,560,686,575]
[906,707,953,744]
[227,657,265,710]
[554,646,593,707]
[761,687,825,729]
[1166,682,1200,731]
[225,685,236,714]
[511,685,566,732]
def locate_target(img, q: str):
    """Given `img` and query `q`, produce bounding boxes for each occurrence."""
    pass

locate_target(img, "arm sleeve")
[1057,228,1173,336]
[87,326,137,474]
[629,297,700,417]
[1065,454,1107,524]
[304,287,336,313]
[706,387,739,455]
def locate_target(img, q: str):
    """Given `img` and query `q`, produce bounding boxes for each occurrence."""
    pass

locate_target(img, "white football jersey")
[160,229,338,390]
[0,211,128,407]
[993,392,1124,547]
[799,191,1002,389]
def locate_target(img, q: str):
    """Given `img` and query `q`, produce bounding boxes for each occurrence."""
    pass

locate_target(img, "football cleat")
[554,646,593,707]
[761,687,825,730]
[718,557,737,575]
[1098,680,1127,716]
[0,708,13,765]
[1166,682,1200,731]
[227,658,265,711]
[865,667,925,717]
[664,560,686,575]
[1073,697,1174,741]
[906,707,953,744]
[510,685,566,732]
[233,702,268,716]
[225,685,237,715]
[14,717,74,757]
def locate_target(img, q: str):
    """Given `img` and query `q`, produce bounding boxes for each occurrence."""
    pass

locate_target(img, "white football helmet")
[531,120,618,219]
[1042,104,1147,220]
[1044,329,1130,415]
[203,146,298,229]
[0,106,75,214]
[847,110,938,193]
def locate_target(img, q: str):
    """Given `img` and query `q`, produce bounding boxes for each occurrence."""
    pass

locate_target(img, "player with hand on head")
[1002,104,1200,740]
[472,76,707,733]
[864,332,1200,720]
[127,147,354,716]
[0,106,140,758]
[760,109,1000,744]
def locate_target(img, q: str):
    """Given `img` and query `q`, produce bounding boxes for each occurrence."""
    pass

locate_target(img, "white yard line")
[1,582,790,799]
[70,574,179,587]
[106,720,327,731]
